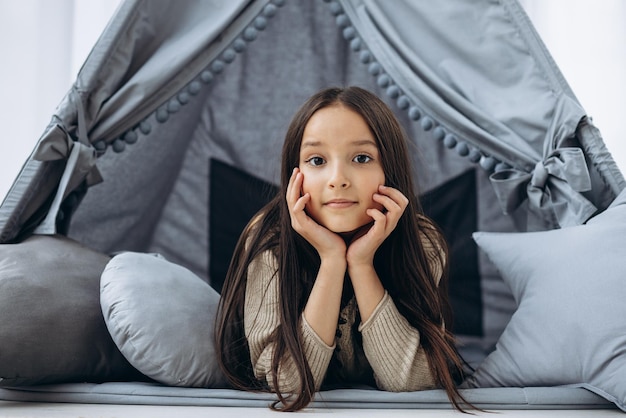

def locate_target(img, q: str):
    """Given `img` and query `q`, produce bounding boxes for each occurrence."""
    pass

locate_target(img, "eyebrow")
[301,138,378,148]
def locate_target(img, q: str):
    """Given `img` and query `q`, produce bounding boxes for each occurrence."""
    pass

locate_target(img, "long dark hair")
[216,86,471,411]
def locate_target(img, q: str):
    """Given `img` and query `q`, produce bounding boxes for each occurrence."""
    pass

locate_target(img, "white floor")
[0,402,622,418]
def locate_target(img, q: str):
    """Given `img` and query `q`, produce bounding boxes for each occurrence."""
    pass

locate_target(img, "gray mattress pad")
[0,383,617,410]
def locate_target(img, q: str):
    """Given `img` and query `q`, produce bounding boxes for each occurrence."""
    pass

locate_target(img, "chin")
[327,220,373,235]
[330,226,357,234]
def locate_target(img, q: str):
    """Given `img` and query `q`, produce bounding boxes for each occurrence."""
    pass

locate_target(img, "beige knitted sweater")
[244,230,443,394]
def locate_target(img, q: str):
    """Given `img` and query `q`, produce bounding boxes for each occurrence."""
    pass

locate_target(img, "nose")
[328,164,350,189]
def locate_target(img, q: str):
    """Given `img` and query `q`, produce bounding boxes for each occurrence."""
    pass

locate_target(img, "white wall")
[0,0,121,201]
[521,0,626,173]
[1,1,624,202]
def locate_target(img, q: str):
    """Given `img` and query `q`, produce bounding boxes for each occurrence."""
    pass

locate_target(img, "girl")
[216,86,470,411]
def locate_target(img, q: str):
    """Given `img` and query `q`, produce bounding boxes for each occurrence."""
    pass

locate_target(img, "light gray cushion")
[100,252,227,388]
[463,189,626,412]
[0,235,142,386]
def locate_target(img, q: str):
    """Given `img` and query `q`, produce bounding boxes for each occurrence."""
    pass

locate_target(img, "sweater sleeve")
[243,250,335,393]
[357,223,445,392]
[358,292,435,391]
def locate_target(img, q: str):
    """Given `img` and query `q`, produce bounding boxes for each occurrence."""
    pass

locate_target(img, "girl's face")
[298,104,385,233]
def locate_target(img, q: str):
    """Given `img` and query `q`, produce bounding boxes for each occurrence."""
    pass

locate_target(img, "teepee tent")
[0,0,624,412]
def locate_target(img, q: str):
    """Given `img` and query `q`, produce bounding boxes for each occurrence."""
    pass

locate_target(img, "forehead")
[301,104,376,148]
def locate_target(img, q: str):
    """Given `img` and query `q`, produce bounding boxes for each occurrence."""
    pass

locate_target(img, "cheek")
[300,176,311,196]
[370,198,385,212]
[299,170,318,196]
[369,173,386,209]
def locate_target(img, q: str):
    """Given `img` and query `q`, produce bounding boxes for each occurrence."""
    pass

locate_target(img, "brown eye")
[354,154,372,164]
[306,157,325,166]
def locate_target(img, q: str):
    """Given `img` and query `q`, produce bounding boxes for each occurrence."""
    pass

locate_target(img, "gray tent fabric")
[0,0,624,411]
[0,0,623,243]
[341,0,607,229]
[0,0,259,242]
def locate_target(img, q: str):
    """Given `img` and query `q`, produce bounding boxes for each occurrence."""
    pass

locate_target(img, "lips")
[324,199,356,208]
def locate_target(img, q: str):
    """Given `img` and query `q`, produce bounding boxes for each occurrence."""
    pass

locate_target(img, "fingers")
[366,207,386,223]
[286,167,302,210]
[372,185,408,227]
[292,192,310,217]
[362,185,408,242]
[373,185,409,212]
[287,168,310,226]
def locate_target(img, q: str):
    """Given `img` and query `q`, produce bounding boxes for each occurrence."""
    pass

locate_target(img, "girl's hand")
[286,168,347,260]
[346,185,408,268]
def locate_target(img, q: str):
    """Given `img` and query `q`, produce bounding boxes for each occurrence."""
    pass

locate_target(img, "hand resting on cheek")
[286,167,347,261]
[345,184,408,268]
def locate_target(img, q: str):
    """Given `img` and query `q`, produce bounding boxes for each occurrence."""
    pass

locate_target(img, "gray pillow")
[463,190,626,412]
[0,235,143,385]
[100,252,227,388]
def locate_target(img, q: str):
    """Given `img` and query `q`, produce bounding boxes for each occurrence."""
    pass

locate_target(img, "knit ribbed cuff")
[300,314,335,390]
